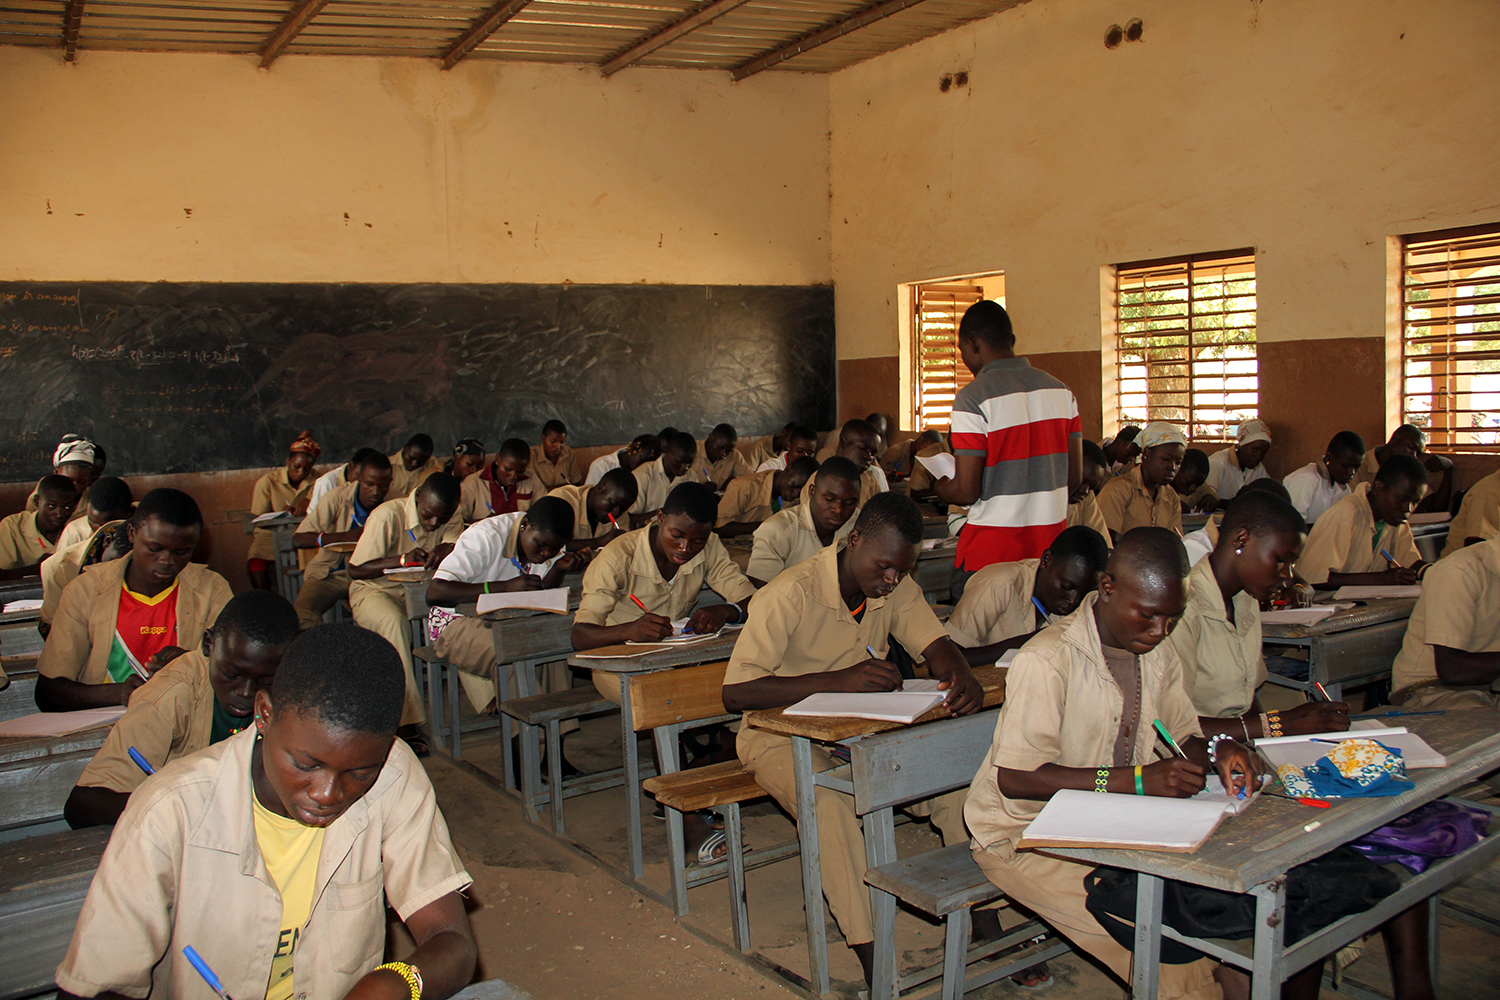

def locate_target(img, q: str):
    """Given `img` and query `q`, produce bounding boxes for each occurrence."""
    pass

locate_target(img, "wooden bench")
[499,687,626,834]
[0,724,113,841]
[631,661,799,952]
[0,666,38,722]
[0,825,112,1000]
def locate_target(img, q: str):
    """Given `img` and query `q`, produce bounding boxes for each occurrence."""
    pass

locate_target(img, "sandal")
[695,830,729,866]
[1009,963,1053,991]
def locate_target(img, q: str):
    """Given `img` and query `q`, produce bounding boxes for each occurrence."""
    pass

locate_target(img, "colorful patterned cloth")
[1276,738,1415,799]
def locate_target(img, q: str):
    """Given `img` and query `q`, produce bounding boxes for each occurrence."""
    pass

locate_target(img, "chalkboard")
[0,282,835,480]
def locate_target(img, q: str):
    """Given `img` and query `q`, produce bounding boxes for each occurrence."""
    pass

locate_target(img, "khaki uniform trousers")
[972,843,1221,1000]
[742,734,967,946]
[294,571,350,631]
[435,617,577,733]
[349,586,425,728]
[1399,683,1500,713]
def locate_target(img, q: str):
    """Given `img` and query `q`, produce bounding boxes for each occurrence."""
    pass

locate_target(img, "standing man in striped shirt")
[934,301,1082,598]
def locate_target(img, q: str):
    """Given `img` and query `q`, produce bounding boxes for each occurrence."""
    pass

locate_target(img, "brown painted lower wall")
[1028,350,1104,443]
[837,356,900,426]
[1256,337,1386,479]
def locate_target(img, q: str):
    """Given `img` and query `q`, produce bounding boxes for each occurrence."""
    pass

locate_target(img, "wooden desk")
[920,510,950,540]
[0,825,112,998]
[0,722,113,840]
[0,607,43,662]
[1049,712,1500,1000]
[913,539,958,603]
[0,672,37,722]
[1261,598,1417,700]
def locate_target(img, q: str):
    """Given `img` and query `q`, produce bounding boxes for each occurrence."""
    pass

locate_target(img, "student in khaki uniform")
[584,433,657,486]
[716,456,818,535]
[903,431,949,502]
[529,420,586,498]
[964,528,1262,1000]
[440,437,487,482]
[54,624,476,1000]
[387,433,440,500]
[1392,535,1500,710]
[722,494,984,987]
[1442,467,1500,559]
[36,489,232,712]
[880,429,941,478]
[548,468,638,551]
[247,431,320,591]
[698,423,753,490]
[308,446,378,510]
[573,483,756,703]
[1101,426,1141,477]
[946,525,1109,667]
[0,474,78,572]
[630,431,702,523]
[458,438,533,523]
[746,422,796,470]
[1297,454,1427,588]
[1172,448,1219,514]
[1065,442,1112,542]
[347,474,465,747]
[291,454,394,631]
[1097,422,1185,541]
[64,590,300,828]
[1354,424,1454,513]
[40,478,135,632]
[746,457,861,586]
[24,435,99,516]
[810,419,888,502]
[754,423,819,472]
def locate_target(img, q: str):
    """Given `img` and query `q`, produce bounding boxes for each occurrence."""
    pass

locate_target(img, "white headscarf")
[1138,422,1187,449]
[53,434,97,468]
[1236,420,1272,446]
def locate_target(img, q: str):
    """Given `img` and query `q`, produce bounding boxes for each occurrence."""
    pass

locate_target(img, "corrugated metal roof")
[0,0,1028,75]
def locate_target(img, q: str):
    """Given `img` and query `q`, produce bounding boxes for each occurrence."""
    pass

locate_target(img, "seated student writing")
[26,435,99,516]
[0,474,78,574]
[1067,441,1111,542]
[1356,424,1454,513]
[698,423,753,491]
[1391,534,1500,712]
[387,433,439,499]
[1283,431,1364,525]
[548,468,639,552]
[746,456,861,587]
[348,473,465,756]
[630,430,702,525]
[1297,454,1427,589]
[947,525,1109,667]
[1442,465,1500,558]
[64,590,300,828]
[754,423,819,472]
[746,421,796,470]
[1096,422,1185,542]
[584,433,659,486]
[37,489,233,712]
[879,428,940,478]
[810,419,887,504]
[247,431,321,591]
[1206,419,1272,504]
[1172,448,1219,514]
[442,437,487,481]
[309,446,381,510]
[722,494,984,987]
[964,528,1262,1000]
[292,452,393,631]
[458,438,533,523]
[40,478,136,634]
[530,420,585,498]
[54,623,476,1000]
[716,455,818,537]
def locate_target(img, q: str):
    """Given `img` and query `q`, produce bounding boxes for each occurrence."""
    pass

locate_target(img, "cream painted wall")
[829,0,1500,360]
[0,49,831,285]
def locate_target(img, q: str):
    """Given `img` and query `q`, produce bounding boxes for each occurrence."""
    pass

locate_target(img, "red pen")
[609,513,620,529]
[628,593,649,614]
[1298,798,1332,808]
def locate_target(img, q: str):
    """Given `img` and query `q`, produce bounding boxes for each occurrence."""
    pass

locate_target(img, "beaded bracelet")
[1094,767,1110,793]
[1264,710,1284,739]
[375,962,422,1000]
[1206,733,1233,765]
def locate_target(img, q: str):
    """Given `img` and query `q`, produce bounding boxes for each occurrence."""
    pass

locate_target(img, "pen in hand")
[128,746,154,776]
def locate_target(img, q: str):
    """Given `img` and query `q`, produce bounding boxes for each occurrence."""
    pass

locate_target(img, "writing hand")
[625,612,673,643]
[1141,758,1207,798]
[834,658,902,693]
[937,668,983,716]
[1282,701,1350,734]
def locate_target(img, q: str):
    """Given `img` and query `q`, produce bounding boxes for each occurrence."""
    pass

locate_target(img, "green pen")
[1152,719,1188,759]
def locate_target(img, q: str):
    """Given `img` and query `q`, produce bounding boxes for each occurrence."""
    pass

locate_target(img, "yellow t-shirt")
[252,793,326,1000]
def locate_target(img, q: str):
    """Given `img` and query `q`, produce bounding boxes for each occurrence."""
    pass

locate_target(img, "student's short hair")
[361,451,392,473]
[350,447,382,467]
[854,492,923,545]
[598,467,640,503]
[1048,526,1110,574]
[272,624,403,736]
[92,443,107,473]
[839,418,878,443]
[1180,448,1210,477]
[406,433,434,453]
[665,431,696,456]
[662,482,718,525]
[524,496,576,541]
[453,437,485,458]
[957,300,1015,350]
[1220,491,1306,541]
[1392,424,1427,448]
[133,488,203,529]
[628,434,661,458]
[1375,453,1429,490]
[1081,440,1108,468]
[816,456,861,485]
[786,424,817,445]
[213,590,300,650]
[542,420,567,438]
[37,474,78,498]
[498,438,531,463]
[1110,526,1189,582]
[1328,431,1365,457]
[1117,425,1142,444]
[710,423,737,442]
[87,476,133,513]
[417,472,462,508]
[658,426,678,440]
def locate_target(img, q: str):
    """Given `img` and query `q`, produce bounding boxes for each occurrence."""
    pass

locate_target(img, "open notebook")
[783,678,948,724]
[625,620,743,645]
[1020,777,1262,853]
[0,706,127,739]
[1255,722,1447,769]
[475,587,570,616]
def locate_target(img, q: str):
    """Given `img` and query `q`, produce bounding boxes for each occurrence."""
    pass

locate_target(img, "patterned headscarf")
[53,434,97,468]
[288,430,321,461]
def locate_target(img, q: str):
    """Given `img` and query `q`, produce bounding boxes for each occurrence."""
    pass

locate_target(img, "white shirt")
[1182,528,1214,567]
[1206,446,1269,501]
[432,511,563,594]
[869,464,890,493]
[308,465,345,509]
[584,451,622,487]
[1283,462,1346,524]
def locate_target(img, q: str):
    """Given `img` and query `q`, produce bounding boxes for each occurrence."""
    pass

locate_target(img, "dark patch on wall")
[837,356,900,426]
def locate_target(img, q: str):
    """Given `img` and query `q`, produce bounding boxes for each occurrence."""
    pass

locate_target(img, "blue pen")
[406,527,419,544]
[1031,596,1051,624]
[866,644,879,659]
[1352,709,1445,719]
[127,746,154,776]
[183,946,232,1000]
[1380,548,1400,568]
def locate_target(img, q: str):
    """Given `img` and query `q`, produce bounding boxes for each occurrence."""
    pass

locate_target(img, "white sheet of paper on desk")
[1260,606,1342,625]
[1254,724,1446,769]
[2,599,43,613]
[1333,585,1423,600]
[782,683,946,724]
[475,587,569,616]
[1019,789,1238,853]
[915,452,956,480]
[0,706,127,738]
[251,511,291,524]
[995,649,1019,667]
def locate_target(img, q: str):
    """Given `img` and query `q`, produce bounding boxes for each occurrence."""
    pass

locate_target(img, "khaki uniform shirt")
[457,467,533,524]
[1352,449,1383,489]
[297,482,361,583]
[1391,536,1500,694]
[962,592,1202,851]
[945,559,1040,648]
[725,545,949,760]
[0,510,55,570]
[1097,465,1183,537]
[575,525,755,629]
[1167,557,1266,718]
[1066,493,1110,544]
[1442,469,1500,559]
[249,467,312,561]
[77,649,217,794]
[387,452,442,500]
[1180,482,1219,512]
[630,457,700,515]
[548,484,615,540]
[697,445,753,490]
[37,557,232,685]
[908,443,949,495]
[746,501,854,584]
[40,516,98,624]
[717,471,784,528]
[56,729,470,1000]
[797,468,882,509]
[529,445,585,498]
[23,479,88,522]
[1296,482,1421,586]
[349,492,464,603]
[745,437,777,470]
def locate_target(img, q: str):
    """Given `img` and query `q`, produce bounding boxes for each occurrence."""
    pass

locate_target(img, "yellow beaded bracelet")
[375,962,422,1000]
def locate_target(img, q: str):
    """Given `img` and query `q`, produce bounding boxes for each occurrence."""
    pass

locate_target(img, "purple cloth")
[1349,801,1491,874]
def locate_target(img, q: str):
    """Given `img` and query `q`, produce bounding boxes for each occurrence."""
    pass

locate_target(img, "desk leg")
[1249,877,1287,1000]
[1132,873,1163,1000]
[622,681,645,881]
[864,807,898,1000]
[496,659,517,793]
[793,736,830,998]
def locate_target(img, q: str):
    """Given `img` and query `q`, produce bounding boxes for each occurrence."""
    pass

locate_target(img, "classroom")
[1,1,1498,999]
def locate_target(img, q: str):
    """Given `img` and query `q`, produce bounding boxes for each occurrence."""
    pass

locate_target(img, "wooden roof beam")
[731,0,930,81]
[60,0,85,63]
[441,0,534,70]
[259,0,330,69]
[600,0,753,77]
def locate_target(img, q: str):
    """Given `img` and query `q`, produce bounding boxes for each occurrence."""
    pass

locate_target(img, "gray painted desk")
[1260,598,1418,700]
[0,722,113,840]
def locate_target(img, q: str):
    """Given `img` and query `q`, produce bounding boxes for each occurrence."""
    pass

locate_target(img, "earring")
[1235,546,1244,555]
